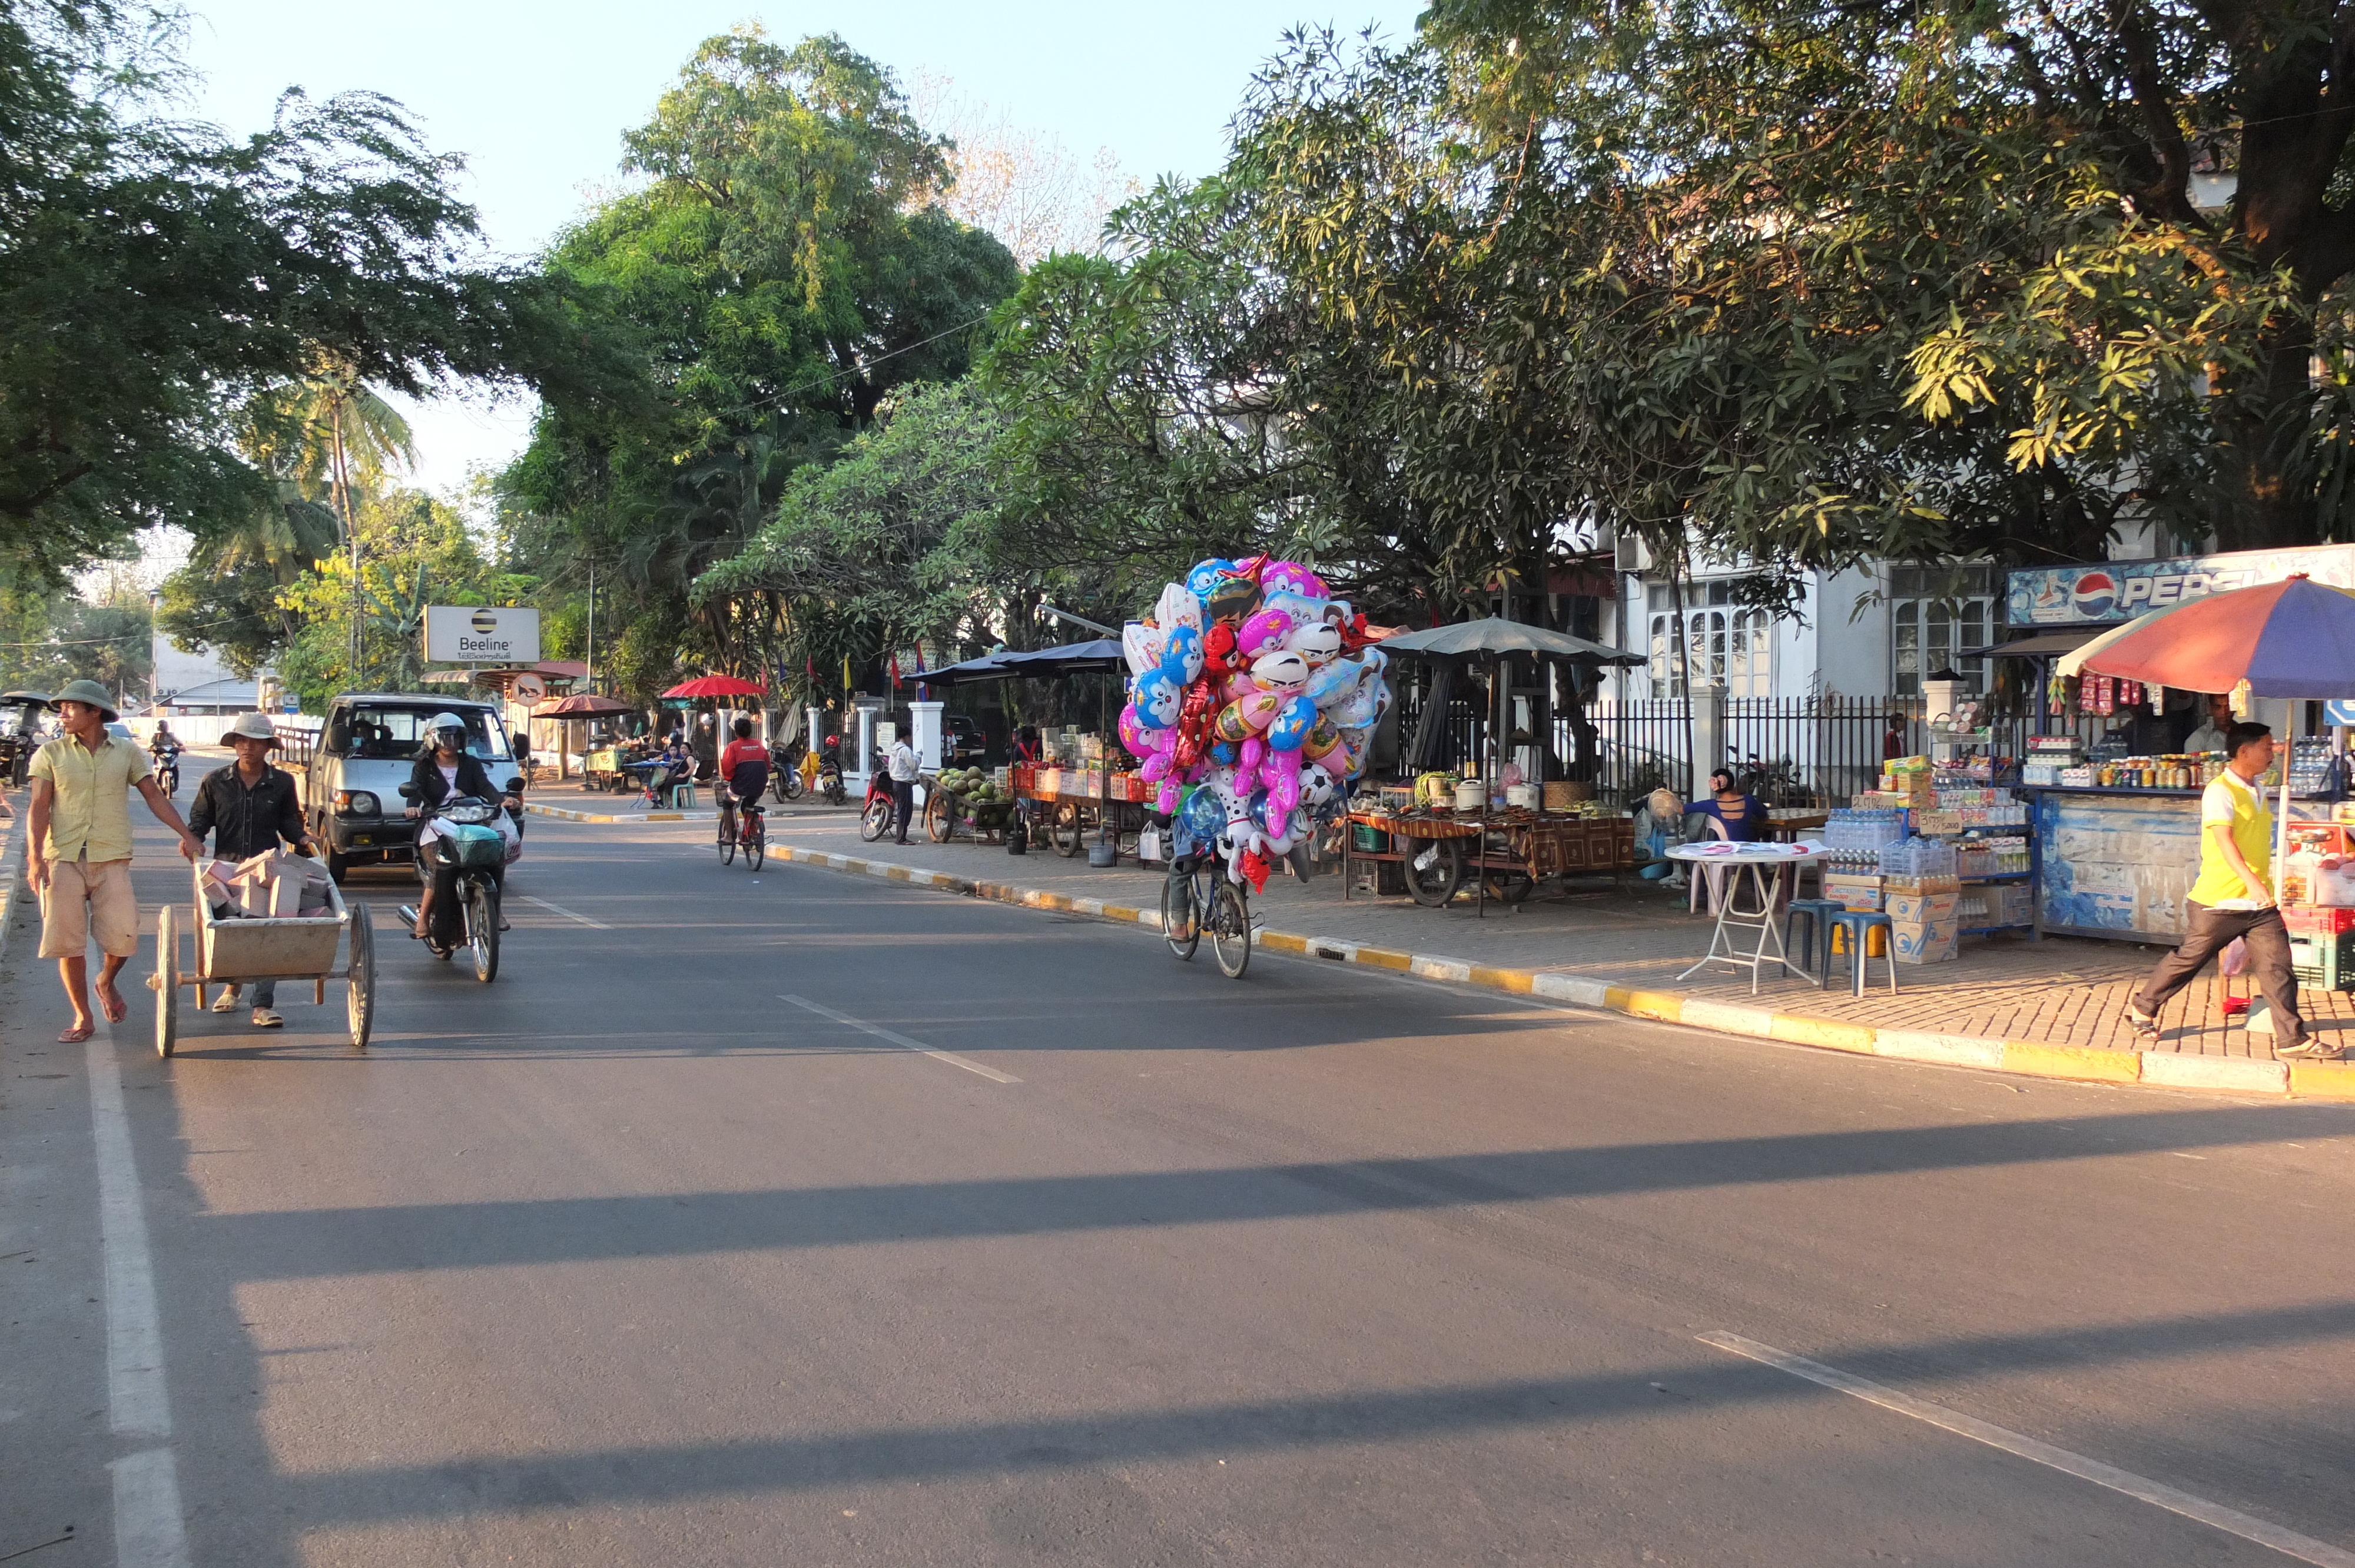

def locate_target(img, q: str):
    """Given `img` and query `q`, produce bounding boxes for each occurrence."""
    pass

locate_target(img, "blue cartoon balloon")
[1180,785,1227,843]
[1186,557,1235,603]
[1268,693,1316,752]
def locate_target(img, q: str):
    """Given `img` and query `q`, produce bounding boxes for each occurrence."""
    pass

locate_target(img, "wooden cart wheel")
[153,904,178,1059]
[1051,803,1084,856]
[1405,836,1464,907]
[925,788,954,843]
[346,902,375,1049]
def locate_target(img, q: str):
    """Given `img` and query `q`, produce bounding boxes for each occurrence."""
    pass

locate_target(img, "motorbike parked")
[857,758,900,842]
[816,735,846,805]
[767,738,805,802]
[394,790,508,982]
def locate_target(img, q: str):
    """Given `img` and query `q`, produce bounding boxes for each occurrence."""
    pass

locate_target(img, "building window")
[1890,566,1994,695]
[1645,580,1773,698]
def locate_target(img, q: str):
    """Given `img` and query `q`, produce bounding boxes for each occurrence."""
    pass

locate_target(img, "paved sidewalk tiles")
[525,792,2355,1101]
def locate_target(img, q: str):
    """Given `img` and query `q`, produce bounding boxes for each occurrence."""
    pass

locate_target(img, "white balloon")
[1154,582,1204,632]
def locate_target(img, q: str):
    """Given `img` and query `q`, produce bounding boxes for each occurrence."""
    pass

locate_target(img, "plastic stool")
[1827,910,1898,997]
[663,782,698,809]
[1785,899,1849,986]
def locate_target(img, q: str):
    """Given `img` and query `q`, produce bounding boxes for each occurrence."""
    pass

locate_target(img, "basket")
[444,824,508,868]
[1543,781,1591,811]
[1352,822,1389,852]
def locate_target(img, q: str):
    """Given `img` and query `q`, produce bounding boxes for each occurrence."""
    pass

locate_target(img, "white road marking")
[87,1036,191,1567]
[1701,1331,2355,1567]
[519,895,611,930]
[780,994,1020,1084]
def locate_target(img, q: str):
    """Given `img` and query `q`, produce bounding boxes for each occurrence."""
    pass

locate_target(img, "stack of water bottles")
[1821,807,1906,872]
[1879,835,1959,880]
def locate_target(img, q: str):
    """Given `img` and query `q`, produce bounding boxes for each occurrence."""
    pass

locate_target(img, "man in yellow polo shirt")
[25,680,204,1043]
[2128,720,2340,1058]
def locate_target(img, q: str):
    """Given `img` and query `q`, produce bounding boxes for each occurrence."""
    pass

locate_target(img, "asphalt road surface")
[6,788,2355,1567]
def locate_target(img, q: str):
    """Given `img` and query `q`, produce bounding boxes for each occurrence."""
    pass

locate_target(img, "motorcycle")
[150,742,181,797]
[857,759,901,842]
[394,790,508,982]
[817,735,846,805]
[768,739,805,802]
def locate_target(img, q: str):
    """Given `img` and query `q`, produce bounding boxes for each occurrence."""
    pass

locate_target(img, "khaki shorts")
[39,856,139,959]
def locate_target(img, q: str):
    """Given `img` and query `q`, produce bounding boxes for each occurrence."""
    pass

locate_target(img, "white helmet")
[427,712,469,742]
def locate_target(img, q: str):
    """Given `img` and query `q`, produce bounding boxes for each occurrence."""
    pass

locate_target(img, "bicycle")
[717,789,766,869]
[1161,849,1251,979]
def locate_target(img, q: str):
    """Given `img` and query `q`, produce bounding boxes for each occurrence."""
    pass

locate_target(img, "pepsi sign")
[2007,546,2355,626]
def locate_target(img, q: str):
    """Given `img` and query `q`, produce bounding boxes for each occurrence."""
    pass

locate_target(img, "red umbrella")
[661,675,765,699]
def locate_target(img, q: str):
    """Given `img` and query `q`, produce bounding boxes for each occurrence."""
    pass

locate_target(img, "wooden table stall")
[1012,764,1155,861]
[1344,806,1636,906]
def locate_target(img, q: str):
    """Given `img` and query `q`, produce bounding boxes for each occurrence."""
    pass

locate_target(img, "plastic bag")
[2221,936,2250,977]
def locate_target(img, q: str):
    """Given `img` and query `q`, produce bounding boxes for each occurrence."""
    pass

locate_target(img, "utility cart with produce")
[150,853,376,1057]
[925,766,1019,843]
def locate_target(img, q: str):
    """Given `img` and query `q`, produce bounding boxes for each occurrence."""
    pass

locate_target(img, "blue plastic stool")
[1827,910,1898,997]
[1784,899,1849,986]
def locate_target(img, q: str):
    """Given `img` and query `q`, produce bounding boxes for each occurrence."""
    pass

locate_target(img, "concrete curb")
[608,830,2355,1105]
[525,802,717,824]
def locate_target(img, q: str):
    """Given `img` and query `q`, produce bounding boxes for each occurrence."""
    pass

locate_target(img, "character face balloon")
[1135,666,1184,728]
[1186,558,1234,606]
[1162,624,1205,683]
[1285,620,1342,666]
[1250,650,1311,695]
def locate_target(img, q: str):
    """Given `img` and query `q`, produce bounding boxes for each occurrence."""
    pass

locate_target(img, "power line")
[721,311,997,420]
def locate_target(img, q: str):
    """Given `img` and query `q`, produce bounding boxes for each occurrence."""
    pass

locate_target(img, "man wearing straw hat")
[25,679,205,1042]
[187,712,317,1028]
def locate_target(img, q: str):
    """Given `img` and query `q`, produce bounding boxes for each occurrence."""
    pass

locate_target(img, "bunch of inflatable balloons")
[1120,555,1391,890]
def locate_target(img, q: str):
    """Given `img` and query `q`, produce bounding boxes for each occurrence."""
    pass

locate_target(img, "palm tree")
[240,359,417,677]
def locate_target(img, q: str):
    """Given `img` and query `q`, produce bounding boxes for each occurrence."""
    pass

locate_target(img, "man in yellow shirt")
[2128,721,2339,1058]
[25,680,203,1043]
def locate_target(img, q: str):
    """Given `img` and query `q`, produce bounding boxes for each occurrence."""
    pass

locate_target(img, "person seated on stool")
[1686,768,1772,913]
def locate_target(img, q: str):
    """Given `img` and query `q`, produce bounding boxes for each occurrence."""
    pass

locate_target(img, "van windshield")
[331,706,510,763]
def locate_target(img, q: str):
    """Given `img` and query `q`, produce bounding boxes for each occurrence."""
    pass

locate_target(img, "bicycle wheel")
[718,813,736,863]
[1210,882,1251,978]
[1162,872,1199,960]
[745,815,765,870]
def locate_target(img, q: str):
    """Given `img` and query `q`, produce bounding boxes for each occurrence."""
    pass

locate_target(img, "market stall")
[1345,618,1644,912]
[914,638,1147,863]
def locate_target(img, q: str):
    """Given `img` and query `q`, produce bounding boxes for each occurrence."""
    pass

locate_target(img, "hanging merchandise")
[1119,554,1391,873]
[2231,678,2254,720]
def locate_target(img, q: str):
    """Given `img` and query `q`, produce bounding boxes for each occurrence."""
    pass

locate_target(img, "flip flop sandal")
[98,991,130,1024]
[57,1023,94,1044]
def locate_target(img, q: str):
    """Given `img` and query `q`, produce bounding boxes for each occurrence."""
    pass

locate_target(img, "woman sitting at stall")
[1691,768,1767,843]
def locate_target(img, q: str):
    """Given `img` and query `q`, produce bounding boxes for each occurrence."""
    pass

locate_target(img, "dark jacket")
[189,762,305,861]
[407,751,503,810]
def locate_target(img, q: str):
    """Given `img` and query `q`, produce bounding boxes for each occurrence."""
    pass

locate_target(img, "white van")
[303,695,522,882]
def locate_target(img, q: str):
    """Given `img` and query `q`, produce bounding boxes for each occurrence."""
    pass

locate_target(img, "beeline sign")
[424,605,540,664]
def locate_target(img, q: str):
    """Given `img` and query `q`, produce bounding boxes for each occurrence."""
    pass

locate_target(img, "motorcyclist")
[148,722,182,788]
[403,713,519,940]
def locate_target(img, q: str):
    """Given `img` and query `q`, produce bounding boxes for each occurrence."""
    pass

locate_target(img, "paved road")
[6,790,2355,1567]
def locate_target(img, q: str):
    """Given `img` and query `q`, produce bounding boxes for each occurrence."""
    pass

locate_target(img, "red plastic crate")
[2284,904,2355,935]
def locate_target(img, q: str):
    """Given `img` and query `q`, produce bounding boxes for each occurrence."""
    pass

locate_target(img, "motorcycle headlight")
[334,790,380,816]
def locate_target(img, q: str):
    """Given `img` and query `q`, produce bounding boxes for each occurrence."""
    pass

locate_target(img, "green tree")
[507,27,1022,676]
[0,1,622,583]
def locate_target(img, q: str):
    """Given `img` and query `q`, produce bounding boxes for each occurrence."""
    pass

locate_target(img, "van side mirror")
[396,783,417,801]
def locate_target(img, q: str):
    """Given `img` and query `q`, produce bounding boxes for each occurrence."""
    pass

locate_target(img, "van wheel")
[324,848,349,883]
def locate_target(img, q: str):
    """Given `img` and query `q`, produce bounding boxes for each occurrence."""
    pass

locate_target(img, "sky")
[177,0,1428,496]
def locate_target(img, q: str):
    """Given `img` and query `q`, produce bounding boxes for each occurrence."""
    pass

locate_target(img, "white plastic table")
[1666,843,1833,994]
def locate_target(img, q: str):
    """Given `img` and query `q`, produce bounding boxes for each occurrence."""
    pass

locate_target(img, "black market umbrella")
[911,651,1011,687]
[1378,617,1644,666]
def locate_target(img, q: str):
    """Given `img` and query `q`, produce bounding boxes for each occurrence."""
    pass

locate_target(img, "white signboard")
[425,606,540,665]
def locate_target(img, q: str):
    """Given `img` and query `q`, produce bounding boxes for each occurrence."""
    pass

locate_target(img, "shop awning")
[1965,629,2102,659]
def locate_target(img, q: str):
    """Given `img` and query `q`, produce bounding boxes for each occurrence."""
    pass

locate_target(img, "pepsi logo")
[2069,571,2118,617]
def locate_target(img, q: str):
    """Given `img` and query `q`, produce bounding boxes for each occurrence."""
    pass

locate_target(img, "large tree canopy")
[507,26,1023,677]
[0,1,605,581]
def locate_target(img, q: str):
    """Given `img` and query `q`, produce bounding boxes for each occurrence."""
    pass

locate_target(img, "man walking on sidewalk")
[24,680,204,1042]
[188,713,316,1028]
[2127,720,2342,1058]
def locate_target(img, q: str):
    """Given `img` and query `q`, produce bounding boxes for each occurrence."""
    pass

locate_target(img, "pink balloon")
[1237,607,1292,659]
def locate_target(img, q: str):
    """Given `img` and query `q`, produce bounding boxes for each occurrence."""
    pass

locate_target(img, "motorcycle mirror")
[504,778,523,793]
[397,783,417,800]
